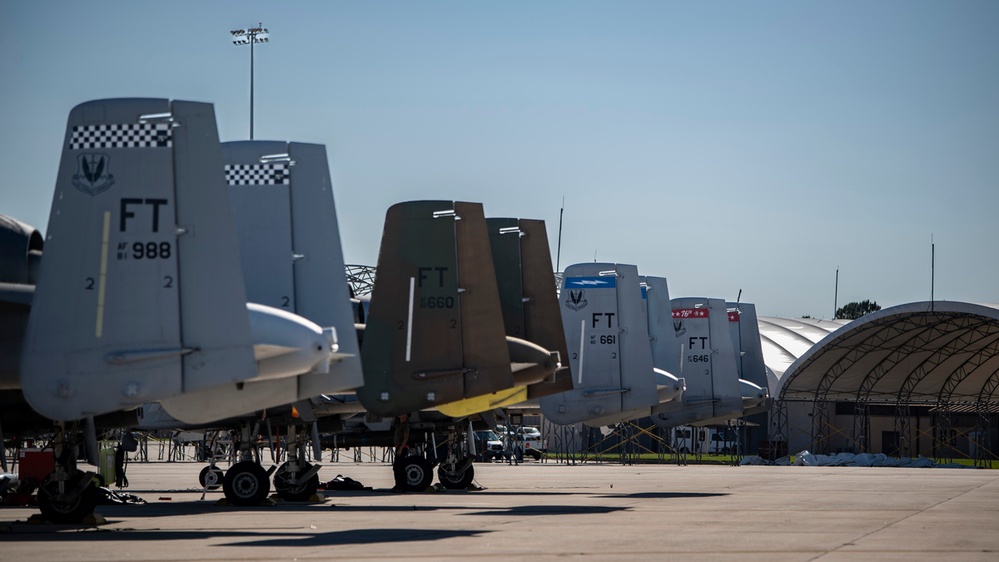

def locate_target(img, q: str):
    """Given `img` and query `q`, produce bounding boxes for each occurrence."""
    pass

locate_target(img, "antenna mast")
[931,234,935,312]
[555,196,564,272]
[833,267,839,319]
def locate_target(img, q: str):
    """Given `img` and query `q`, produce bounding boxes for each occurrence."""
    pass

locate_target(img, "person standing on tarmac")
[391,412,410,492]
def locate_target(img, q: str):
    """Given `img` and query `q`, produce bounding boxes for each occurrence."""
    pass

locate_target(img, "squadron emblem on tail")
[72,153,114,195]
[565,289,587,311]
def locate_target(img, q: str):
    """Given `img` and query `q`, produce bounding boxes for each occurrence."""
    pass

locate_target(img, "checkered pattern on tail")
[70,123,172,150]
[224,163,290,186]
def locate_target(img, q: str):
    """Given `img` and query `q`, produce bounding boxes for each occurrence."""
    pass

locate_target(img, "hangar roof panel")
[775,301,999,405]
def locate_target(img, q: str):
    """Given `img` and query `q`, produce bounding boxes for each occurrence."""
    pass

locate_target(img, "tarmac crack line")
[812,477,997,561]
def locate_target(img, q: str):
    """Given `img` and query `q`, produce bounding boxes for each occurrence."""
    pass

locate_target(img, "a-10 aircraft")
[0,98,359,522]
[151,138,365,506]
[539,263,685,427]
[539,263,769,442]
[3,96,772,522]
[136,136,573,498]
[347,200,572,490]
[0,100,569,518]
[141,197,575,496]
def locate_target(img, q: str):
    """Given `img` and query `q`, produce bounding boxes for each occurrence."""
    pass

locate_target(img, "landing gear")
[37,469,98,524]
[437,463,474,489]
[399,455,433,492]
[273,461,320,502]
[36,423,98,523]
[199,465,224,490]
[223,461,270,506]
[272,424,322,502]
[436,421,476,490]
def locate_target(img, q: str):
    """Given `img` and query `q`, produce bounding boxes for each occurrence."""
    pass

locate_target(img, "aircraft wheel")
[37,470,98,524]
[223,461,270,506]
[437,463,474,489]
[273,462,320,502]
[199,465,224,490]
[401,456,433,492]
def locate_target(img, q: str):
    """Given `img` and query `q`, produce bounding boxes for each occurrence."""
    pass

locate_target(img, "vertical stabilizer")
[516,219,573,399]
[725,302,770,413]
[725,302,767,390]
[158,141,363,423]
[21,99,256,421]
[540,263,657,425]
[641,276,682,378]
[223,141,363,396]
[652,297,743,428]
[487,218,572,398]
[357,201,514,417]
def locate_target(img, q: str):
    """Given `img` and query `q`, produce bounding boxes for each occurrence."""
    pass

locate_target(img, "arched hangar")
[771,301,999,464]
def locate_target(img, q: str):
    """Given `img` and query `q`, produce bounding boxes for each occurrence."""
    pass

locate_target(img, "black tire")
[37,470,98,524]
[223,461,271,506]
[199,465,224,490]
[400,456,433,492]
[437,464,474,489]
[529,451,543,461]
[273,462,320,502]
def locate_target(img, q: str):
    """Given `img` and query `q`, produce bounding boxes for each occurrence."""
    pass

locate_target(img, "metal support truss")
[344,264,376,297]
[851,401,871,453]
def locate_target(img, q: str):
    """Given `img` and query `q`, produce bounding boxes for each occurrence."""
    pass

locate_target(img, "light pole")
[231,24,269,140]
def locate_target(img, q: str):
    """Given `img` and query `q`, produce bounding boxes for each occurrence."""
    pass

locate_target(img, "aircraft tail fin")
[221,141,361,378]
[157,141,364,424]
[726,302,770,412]
[486,217,572,399]
[21,98,257,421]
[651,297,744,428]
[540,263,658,425]
[356,201,514,417]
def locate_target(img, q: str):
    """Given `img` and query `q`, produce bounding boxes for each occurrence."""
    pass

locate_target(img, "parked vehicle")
[673,426,737,455]
[496,425,547,461]
[473,430,505,462]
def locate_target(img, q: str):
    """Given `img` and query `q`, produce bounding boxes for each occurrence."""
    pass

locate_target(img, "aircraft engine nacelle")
[0,215,44,389]
[247,303,335,380]
[0,215,43,285]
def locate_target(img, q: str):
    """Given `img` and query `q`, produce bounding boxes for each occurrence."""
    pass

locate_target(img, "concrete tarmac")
[2,458,997,561]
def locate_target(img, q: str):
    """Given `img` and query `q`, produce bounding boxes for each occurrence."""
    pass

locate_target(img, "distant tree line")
[835,300,881,320]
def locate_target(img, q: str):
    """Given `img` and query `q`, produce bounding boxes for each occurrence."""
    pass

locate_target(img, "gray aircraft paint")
[725,302,768,390]
[540,263,659,425]
[724,301,770,414]
[229,141,363,397]
[651,297,744,428]
[20,99,257,421]
[159,141,363,423]
[641,276,682,379]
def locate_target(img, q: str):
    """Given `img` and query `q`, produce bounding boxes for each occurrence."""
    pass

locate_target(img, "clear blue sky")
[2,1,997,318]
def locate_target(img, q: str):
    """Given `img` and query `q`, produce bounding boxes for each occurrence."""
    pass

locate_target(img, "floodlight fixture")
[230,23,270,139]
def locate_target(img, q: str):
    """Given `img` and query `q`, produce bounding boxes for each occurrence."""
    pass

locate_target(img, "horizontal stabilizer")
[436,386,530,418]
